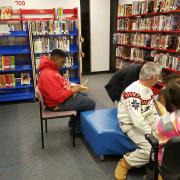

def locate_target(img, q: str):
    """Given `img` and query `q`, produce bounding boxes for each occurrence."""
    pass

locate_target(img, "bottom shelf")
[0,91,35,102]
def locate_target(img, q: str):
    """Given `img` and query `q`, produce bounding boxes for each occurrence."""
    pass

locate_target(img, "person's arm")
[122,66,141,91]
[40,72,74,103]
[124,96,152,134]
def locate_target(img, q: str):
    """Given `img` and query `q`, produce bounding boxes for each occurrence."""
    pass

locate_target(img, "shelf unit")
[0,22,35,102]
[21,8,81,85]
[0,7,81,103]
[116,1,180,94]
[0,8,81,103]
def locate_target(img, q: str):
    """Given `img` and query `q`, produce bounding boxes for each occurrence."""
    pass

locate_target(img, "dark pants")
[46,93,95,129]
[58,93,96,130]
[58,92,96,112]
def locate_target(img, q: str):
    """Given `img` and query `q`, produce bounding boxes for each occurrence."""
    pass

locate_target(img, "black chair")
[145,134,180,180]
[35,86,77,149]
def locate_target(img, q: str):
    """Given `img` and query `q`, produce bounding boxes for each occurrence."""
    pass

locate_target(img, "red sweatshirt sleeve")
[38,70,73,107]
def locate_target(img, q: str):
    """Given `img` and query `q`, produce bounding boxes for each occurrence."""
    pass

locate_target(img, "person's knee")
[141,146,151,160]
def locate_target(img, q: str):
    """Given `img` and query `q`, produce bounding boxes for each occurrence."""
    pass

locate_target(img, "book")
[0,56,2,70]
[147,0,154,13]
[174,0,180,9]
[124,4,132,16]
[0,75,6,88]
[177,37,180,52]
[70,82,89,92]
[21,73,30,85]
[2,56,15,70]
[1,6,12,19]
[5,74,15,87]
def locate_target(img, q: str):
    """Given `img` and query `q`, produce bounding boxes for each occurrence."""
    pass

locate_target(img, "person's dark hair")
[164,79,180,112]
[163,73,180,84]
[50,49,66,59]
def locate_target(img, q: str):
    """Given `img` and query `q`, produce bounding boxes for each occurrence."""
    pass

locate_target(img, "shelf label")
[14,0,26,6]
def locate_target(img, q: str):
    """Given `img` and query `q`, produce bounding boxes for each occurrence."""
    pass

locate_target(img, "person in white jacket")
[115,62,161,180]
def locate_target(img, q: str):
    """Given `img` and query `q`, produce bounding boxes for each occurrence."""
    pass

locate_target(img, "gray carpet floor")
[0,73,145,180]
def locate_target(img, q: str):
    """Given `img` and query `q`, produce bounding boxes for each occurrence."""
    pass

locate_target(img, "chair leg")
[72,116,76,147]
[40,118,44,149]
[45,119,48,133]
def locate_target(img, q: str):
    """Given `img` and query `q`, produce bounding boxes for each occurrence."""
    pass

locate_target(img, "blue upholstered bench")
[80,108,137,160]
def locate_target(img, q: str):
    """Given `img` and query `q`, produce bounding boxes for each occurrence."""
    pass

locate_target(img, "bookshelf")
[0,7,81,103]
[0,19,35,102]
[115,0,180,94]
[21,8,81,85]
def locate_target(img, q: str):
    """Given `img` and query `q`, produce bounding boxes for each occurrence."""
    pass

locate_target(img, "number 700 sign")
[14,1,26,6]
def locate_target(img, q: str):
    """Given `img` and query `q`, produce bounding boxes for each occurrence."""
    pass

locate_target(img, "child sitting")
[155,79,180,162]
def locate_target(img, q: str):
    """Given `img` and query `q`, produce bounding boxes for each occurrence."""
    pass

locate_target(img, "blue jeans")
[58,92,96,112]
[58,93,96,130]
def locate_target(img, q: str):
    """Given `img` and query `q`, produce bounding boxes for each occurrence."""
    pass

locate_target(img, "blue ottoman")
[80,108,136,159]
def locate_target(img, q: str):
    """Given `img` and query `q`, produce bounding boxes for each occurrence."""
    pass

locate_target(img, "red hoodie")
[38,56,73,108]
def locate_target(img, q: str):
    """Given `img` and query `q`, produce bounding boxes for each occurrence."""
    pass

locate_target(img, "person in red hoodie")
[38,49,96,134]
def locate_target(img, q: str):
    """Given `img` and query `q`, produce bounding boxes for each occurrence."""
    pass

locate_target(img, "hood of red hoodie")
[39,55,59,72]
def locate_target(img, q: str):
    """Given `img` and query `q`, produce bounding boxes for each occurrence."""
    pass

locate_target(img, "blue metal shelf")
[0,81,33,91]
[0,91,34,102]
[69,44,78,53]
[0,45,30,55]
[0,65,32,74]
[0,31,29,37]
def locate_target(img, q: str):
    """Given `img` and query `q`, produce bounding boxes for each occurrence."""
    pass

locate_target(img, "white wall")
[90,0,110,72]
[0,0,80,9]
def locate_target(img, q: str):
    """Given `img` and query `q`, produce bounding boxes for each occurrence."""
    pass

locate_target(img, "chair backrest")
[35,86,45,110]
[161,136,180,180]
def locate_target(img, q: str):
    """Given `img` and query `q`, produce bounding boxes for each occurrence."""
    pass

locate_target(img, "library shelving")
[0,7,81,103]
[23,8,81,85]
[116,0,180,94]
[0,20,35,102]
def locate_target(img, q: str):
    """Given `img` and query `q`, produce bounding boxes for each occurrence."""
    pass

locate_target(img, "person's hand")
[71,85,81,93]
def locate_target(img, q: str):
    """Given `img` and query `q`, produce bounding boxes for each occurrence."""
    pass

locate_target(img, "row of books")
[116,46,179,70]
[116,46,151,62]
[0,74,15,88]
[117,14,180,31]
[153,52,180,70]
[0,56,15,70]
[33,36,74,53]
[31,20,77,35]
[117,0,179,17]
[116,33,180,50]
[0,22,28,35]
[35,54,75,70]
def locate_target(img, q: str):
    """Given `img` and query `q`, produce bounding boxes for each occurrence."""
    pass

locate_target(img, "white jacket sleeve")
[124,97,152,134]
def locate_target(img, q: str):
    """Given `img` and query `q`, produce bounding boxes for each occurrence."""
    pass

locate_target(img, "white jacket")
[118,80,159,134]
